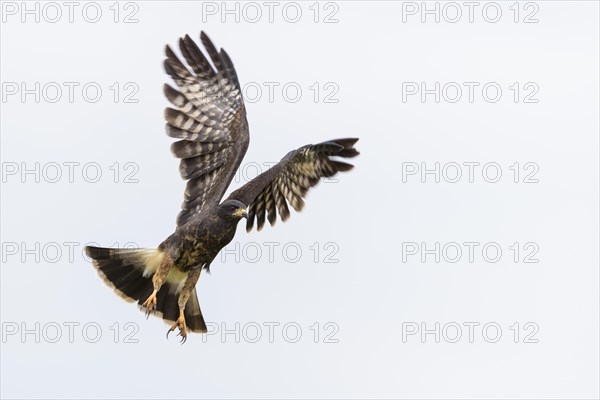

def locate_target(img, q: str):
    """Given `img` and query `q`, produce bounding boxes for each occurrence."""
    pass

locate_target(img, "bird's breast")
[174,228,236,270]
[175,236,210,270]
[163,213,240,271]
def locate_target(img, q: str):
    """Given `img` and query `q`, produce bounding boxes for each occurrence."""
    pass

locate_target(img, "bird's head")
[218,199,248,221]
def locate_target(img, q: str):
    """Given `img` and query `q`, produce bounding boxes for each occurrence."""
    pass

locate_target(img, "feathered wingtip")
[325,138,359,171]
[330,138,360,158]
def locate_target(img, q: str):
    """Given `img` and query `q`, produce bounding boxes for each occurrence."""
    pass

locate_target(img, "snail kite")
[85,32,359,342]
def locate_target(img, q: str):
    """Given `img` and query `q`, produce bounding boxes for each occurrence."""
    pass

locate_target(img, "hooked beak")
[234,208,249,219]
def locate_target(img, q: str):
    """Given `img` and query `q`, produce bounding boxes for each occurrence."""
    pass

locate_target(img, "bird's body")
[160,201,244,272]
[85,31,359,342]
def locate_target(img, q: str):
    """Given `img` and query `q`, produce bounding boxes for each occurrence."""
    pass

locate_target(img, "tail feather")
[185,289,206,332]
[86,246,156,303]
[85,246,207,333]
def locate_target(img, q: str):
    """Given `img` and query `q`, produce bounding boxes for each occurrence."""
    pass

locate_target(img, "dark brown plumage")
[85,31,359,342]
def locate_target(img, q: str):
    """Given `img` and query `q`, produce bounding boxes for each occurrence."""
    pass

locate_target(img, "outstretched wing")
[164,31,249,227]
[227,138,359,232]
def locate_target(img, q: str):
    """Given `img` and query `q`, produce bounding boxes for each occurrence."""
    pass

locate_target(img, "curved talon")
[177,330,187,344]
[166,312,187,343]
[166,326,176,339]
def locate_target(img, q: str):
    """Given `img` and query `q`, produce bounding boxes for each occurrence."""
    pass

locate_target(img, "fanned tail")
[85,246,207,333]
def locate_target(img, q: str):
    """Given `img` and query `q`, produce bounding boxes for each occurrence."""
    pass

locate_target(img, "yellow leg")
[141,292,158,318]
[141,256,172,318]
[166,267,201,344]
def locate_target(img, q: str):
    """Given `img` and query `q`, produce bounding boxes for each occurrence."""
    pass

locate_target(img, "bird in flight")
[85,32,359,343]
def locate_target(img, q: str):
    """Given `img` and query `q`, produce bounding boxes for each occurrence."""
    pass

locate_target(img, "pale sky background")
[1,1,599,399]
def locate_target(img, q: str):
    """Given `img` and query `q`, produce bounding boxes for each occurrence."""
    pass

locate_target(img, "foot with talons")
[166,312,188,344]
[141,292,158,319]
